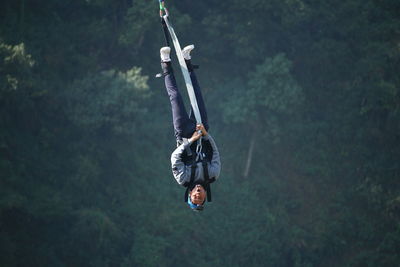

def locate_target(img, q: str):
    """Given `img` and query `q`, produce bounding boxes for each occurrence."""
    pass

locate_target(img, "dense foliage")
[1,0,399,266]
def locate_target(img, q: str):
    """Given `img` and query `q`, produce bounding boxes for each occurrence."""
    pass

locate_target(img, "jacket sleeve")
[170,142,191,186]
[204,134,221,180]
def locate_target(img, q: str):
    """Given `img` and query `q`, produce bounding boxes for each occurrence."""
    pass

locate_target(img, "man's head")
[187,184,206,211]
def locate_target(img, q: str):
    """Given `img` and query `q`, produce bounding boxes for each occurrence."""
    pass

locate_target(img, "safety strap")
[163,14,202,125]
[202,158,212,202]
[162,14,204,160]
[184,160,197,202]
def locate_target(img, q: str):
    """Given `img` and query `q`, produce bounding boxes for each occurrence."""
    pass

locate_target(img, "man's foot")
[182,45,195,60]
[160,47,171,62]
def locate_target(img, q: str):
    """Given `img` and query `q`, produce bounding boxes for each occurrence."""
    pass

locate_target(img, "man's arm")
[171,143,190,185]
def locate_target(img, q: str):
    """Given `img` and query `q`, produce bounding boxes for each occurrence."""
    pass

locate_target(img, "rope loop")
[196,137,203,161]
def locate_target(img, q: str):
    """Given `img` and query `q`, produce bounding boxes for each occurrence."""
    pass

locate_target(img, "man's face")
[190,184,206,205]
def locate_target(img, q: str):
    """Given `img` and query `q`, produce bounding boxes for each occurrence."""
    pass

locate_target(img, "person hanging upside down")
[159,45,221,211]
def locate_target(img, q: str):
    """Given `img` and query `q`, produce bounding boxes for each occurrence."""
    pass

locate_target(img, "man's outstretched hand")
[189,124,208,143]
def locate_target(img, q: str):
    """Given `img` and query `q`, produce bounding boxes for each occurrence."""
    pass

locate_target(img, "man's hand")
[189,124,208,143]
[197,124,208,136]
[189,130,201,143]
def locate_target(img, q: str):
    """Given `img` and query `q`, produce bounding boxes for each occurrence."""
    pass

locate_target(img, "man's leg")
[182,45,209,131]
[161,47,196,139]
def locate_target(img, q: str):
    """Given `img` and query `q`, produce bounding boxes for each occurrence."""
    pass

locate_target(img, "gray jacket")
[171,134,221,186]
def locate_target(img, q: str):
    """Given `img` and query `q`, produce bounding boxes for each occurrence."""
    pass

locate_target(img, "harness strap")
[202,158,212,202]
[184,159,197,202]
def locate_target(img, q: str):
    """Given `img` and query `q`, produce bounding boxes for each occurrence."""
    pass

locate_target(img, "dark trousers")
[164,65,209,140]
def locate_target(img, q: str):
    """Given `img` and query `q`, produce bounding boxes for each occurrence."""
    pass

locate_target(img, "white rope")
[163,15,203,159]
[163,15,202,125]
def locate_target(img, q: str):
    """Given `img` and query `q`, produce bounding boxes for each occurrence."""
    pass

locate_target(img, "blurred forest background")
[1,0,399,266]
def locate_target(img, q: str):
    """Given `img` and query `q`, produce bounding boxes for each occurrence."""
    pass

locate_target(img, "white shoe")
[160,47,171,62]
[182,45,194,60]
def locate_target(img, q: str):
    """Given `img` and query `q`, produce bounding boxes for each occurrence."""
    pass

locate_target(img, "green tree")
[223,53,303,178]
